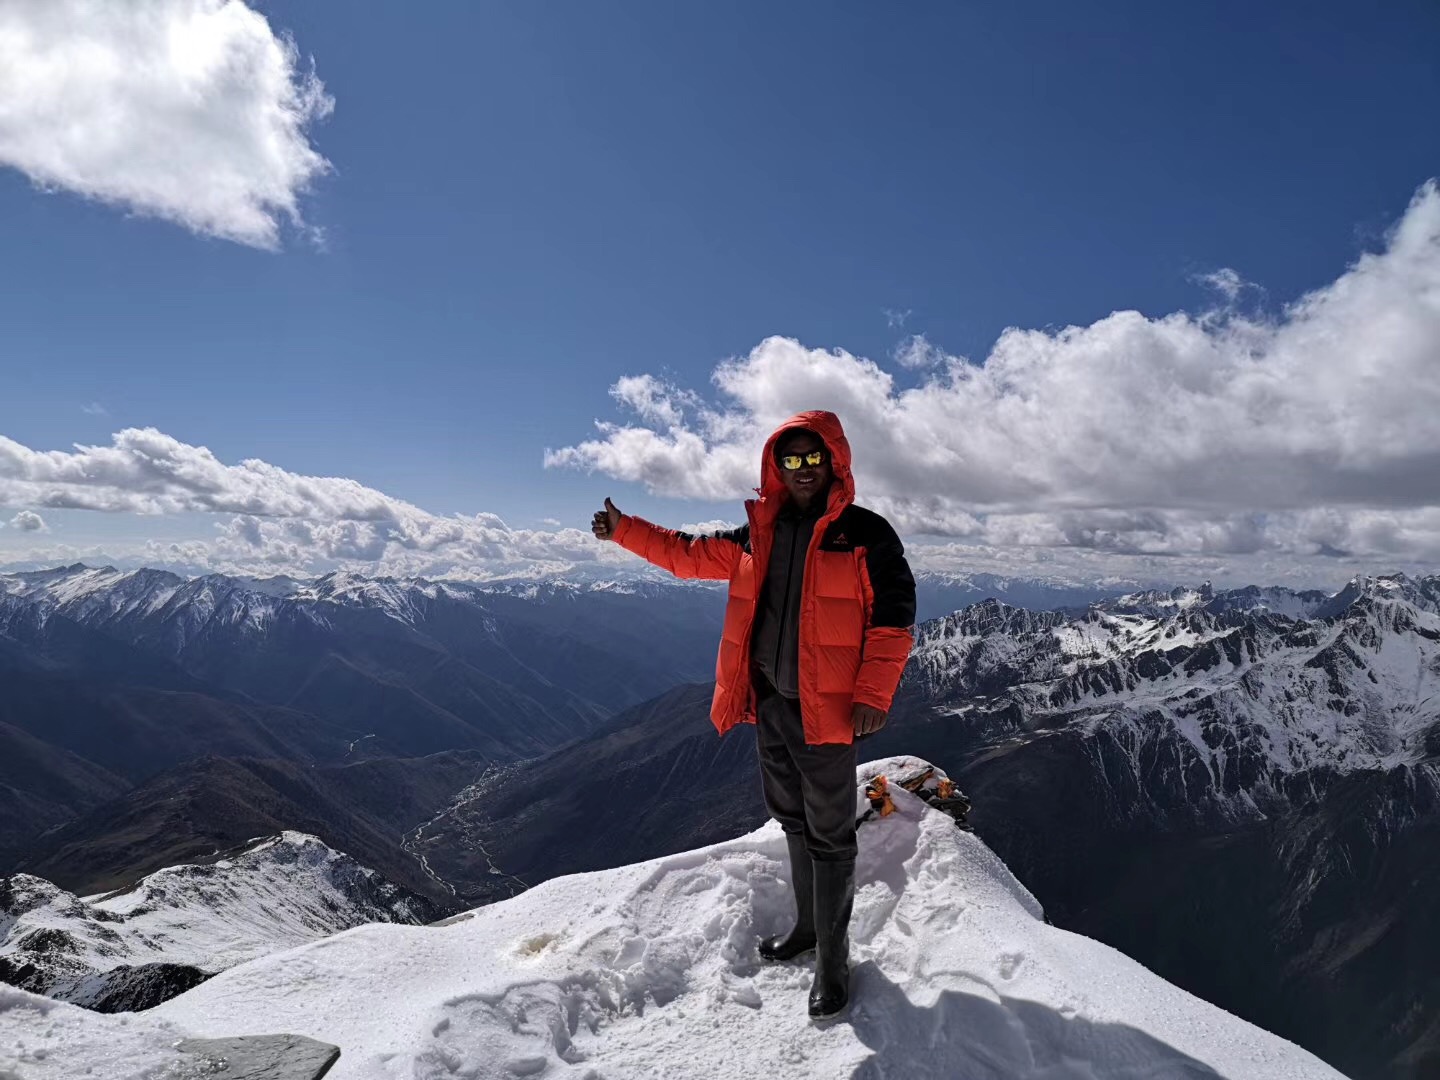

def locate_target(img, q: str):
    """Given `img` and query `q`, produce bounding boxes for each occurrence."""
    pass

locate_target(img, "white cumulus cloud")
[1195,267,1247,302]
[7,510,47,532]
[0,0,332,248]
[609,374,699,429]
[892,333,946,370]
[678,519,741,535]
[548,182,1440,564]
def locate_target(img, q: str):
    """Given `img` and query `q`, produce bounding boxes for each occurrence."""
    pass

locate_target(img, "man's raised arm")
[592,497,747,581]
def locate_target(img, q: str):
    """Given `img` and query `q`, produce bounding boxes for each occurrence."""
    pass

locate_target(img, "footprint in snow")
[516,931,563,957]
[681,873,720,895]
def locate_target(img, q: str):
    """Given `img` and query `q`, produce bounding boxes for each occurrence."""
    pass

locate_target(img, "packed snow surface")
[0,987,196,1080]
[2,758,1343,1080]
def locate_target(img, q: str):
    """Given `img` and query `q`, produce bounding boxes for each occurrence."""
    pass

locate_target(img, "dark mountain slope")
[0,675,353,782]
[1074,763,1440,1080]
[413,683,765,905]
[0,721,128,865]
[15,751,489,909]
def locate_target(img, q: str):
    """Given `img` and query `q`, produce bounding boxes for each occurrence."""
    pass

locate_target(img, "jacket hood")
[757,410,855,515]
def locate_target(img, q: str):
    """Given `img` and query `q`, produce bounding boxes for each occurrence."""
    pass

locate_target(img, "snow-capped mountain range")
[0,832,436,1013]
[909,572,1440,789]
[0,561,1123,638]
[0,760,1345,1080]
[0,563,708,638]
[0,564,731,749]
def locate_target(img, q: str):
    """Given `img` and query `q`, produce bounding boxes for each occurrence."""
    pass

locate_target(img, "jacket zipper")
[774,520,800,681]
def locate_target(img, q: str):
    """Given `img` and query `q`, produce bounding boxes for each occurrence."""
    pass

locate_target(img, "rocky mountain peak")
[1,833,438,1013]
[1314,571,1440,620]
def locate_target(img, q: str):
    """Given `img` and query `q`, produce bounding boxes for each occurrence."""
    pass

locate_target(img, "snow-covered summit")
[1094,577,1362,620]
[0,563,183,607]
[0,832,436,1013]
[1100,572,1438,621]
[0,760,1344,1079]
[1102,579,1218,615]
[1311,570,1440,619]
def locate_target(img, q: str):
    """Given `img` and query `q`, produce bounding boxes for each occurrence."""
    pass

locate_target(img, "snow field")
[2,757,1346,1079]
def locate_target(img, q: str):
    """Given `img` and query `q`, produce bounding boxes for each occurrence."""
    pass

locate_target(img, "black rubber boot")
[808,857,855,1019]
[759,832,816,961]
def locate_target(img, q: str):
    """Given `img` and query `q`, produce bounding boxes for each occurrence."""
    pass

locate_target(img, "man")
[591,410,917,1020]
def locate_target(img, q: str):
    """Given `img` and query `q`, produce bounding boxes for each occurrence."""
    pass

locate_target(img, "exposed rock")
[176,1034,340,1080]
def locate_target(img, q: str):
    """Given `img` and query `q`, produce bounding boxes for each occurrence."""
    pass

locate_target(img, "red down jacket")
[612,410,916,745]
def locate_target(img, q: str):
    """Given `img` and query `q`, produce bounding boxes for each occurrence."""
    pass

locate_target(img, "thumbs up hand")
[591,497,622,541]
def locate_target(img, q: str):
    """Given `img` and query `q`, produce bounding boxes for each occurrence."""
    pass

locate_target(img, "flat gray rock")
[176,1034,340,1080]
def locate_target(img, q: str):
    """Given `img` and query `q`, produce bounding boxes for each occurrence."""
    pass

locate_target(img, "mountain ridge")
[1,831,437,1013]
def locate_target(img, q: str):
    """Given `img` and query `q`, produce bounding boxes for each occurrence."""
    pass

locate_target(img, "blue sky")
[1,1,1438,588]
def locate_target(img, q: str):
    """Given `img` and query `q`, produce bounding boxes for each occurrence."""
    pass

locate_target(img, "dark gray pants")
[754,674,858,862]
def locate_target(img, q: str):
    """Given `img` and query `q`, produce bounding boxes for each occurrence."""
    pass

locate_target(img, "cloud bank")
[548,182,1440,563]
[0,0,332,248]
[0,422,1431,592]
[0,427,621,580]
[0,426,425,522]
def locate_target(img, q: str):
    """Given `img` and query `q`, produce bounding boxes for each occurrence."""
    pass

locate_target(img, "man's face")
[775,431,833,507]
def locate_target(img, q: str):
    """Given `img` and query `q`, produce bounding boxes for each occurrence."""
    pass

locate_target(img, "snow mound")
[1,758,1343,1079]
[0,986,194,1079]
